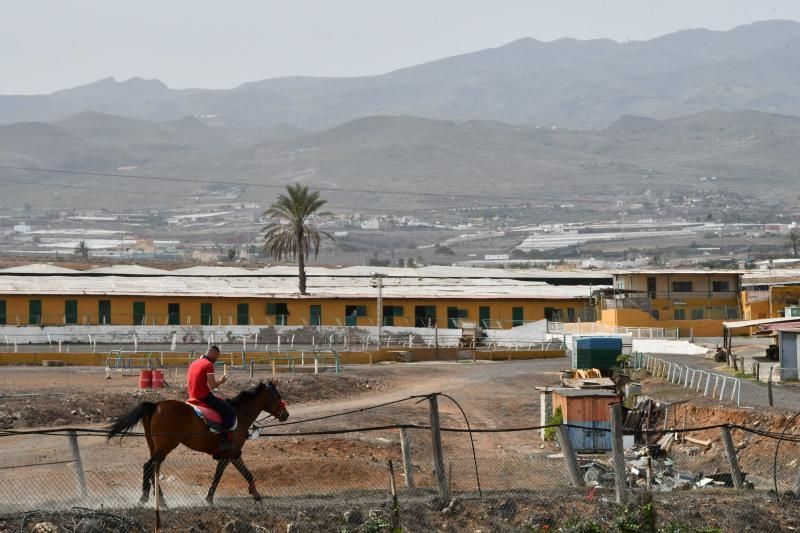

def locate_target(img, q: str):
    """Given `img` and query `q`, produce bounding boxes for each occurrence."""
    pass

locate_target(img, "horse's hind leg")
[232,457,261,501]
[140,458,155,504]
[205,458,231,505]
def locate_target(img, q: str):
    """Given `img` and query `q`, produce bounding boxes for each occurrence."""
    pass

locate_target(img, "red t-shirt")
[187,357,214,399]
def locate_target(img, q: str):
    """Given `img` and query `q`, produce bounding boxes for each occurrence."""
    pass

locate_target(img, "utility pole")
[371,272,386,345]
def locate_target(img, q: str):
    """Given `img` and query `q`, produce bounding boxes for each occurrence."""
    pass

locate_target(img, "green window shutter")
[200,302,212,325]
[167,303,180,325]
[65,300,78,324]
[237,303,250,326]
[357,306,367,316]
[512,307,524,327]
[29,300,42,325]
[479,306,490,328]
[266,303,277,314]
[0,300,6,325]
[99,300,112,325]
[134,301,146,325]
[310,305,322,326]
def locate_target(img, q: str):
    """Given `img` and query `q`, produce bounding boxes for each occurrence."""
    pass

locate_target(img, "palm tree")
[74,240,89,260]
[262,184,333,294]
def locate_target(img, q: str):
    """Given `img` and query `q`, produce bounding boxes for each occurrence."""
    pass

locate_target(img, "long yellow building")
[0,264,604,329]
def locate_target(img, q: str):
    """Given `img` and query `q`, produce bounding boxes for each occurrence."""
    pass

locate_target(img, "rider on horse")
[187,345,237,452]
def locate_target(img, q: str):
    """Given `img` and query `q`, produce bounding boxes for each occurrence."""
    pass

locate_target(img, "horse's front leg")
[206,458,231,505]
[232,457,261,501]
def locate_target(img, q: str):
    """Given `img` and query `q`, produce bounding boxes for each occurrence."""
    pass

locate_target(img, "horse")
[107,380,289,506]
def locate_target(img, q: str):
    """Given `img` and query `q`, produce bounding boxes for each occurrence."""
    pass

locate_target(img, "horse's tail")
[107,402,158,440]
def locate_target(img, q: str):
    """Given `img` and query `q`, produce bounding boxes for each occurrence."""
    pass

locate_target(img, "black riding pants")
[201,393,237,431]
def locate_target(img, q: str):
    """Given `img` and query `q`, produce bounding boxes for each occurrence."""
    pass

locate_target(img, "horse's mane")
[227,382,267,406]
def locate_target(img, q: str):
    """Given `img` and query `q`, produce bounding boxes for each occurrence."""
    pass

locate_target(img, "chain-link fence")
[1,396,799,531]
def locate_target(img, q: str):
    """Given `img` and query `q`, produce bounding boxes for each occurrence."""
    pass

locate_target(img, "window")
[512,307,524,326]
[673,309,686,320]
[167,303,180,326]
[646,277,657,299]
[479,306,491,328]
[345,305,367,326]
[567,308,576,322]
[672,281,693,293]
[544,307,561,322]
[0,300,5,325]
[712,281,730,293]
[267,302,290,325]
[237,303,250,326]
[310,305,322,326]
[64,300,78,325]
[651,310,660,320]
[414,306,437,328]
[133,301,146,325]
[200,302,212,326]
[29,300,41,325]
[691,309,704,320]
[382,305,403,326]
[446,307,468,328]
[99,300,112,325]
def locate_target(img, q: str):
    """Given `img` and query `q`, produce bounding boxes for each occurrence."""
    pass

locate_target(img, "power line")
[0,164,566,204]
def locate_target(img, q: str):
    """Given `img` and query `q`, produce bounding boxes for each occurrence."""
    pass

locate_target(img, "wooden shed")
[552,388,619,453]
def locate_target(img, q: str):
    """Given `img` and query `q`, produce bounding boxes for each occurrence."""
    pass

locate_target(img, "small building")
[600,270,742,336]
[552,389,618,452]
[777,329,800,381]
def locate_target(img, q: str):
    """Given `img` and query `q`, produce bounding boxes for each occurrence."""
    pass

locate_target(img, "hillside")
[3,109,795,210]
[0,21,799,130]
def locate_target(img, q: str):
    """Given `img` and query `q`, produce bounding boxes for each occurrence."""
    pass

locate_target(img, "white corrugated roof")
[0,264,79,274]
[86,265,170,275]
[0,274,598,300]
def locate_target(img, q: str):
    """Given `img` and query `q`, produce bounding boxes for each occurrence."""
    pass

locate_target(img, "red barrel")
[139,369,153,389]
[151,370,165,389]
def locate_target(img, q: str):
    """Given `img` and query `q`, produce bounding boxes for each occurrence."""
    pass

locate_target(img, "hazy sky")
[2,0,799,94]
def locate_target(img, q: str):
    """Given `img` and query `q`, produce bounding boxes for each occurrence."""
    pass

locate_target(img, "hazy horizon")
[2,0,800,94]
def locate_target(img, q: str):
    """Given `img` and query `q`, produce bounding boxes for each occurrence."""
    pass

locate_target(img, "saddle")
[186,398,238,434]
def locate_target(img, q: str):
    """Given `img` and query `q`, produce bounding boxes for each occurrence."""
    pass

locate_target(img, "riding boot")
[218,431,233,452]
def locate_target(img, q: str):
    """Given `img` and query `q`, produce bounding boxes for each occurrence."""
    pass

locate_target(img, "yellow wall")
[0,295,592,329]
[0,348,565,366]
[600,308,725,336]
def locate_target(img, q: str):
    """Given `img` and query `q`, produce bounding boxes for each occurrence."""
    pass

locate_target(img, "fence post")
[67,430,88,498]
[720,425,744,489]
[556,425,585,488]
[768,373,774,407]
[399,427,415,489]
[427,395,450,502]
[610,403,628,505]
[249,360,254,379]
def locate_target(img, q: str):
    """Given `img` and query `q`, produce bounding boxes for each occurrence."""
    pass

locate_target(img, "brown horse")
[107,381,289,506]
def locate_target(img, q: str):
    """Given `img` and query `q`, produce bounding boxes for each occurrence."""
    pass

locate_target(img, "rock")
[286,525,295,533]
[188,520,207,533]
[75,518,105,533]
[70,410,78,415]
[442,498,462,515]
[495,499,517,520]
[31,523,59,533]
[221,519,254,533]
[343,510,362,525]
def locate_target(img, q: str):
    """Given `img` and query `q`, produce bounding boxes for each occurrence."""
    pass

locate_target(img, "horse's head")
[258,380,289,422]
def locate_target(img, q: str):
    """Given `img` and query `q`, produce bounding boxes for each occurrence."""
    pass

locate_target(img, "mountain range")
[1,20,800,130]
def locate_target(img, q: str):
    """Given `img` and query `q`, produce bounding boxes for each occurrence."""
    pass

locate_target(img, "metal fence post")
[399,427,415,489]
[67,430,88,498]
[428,395,450,502]
[610,403,628,505]
[556,424,585,488]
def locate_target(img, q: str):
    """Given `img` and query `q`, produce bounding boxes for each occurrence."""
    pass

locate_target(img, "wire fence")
[1,394,800,531]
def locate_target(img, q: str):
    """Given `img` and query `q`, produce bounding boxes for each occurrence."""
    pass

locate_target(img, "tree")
[74,240,89,260]
[227,248,237,261]
[788,226,800,257]
[262,184,332,294]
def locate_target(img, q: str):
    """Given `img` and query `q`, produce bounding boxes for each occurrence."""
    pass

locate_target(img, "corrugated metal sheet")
[0,274,597,300]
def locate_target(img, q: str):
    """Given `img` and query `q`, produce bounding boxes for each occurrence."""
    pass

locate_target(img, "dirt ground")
[1,359,799,531]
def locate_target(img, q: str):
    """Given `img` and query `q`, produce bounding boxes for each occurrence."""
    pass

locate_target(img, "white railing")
[549,321,679,339]
[633,352,741,406]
